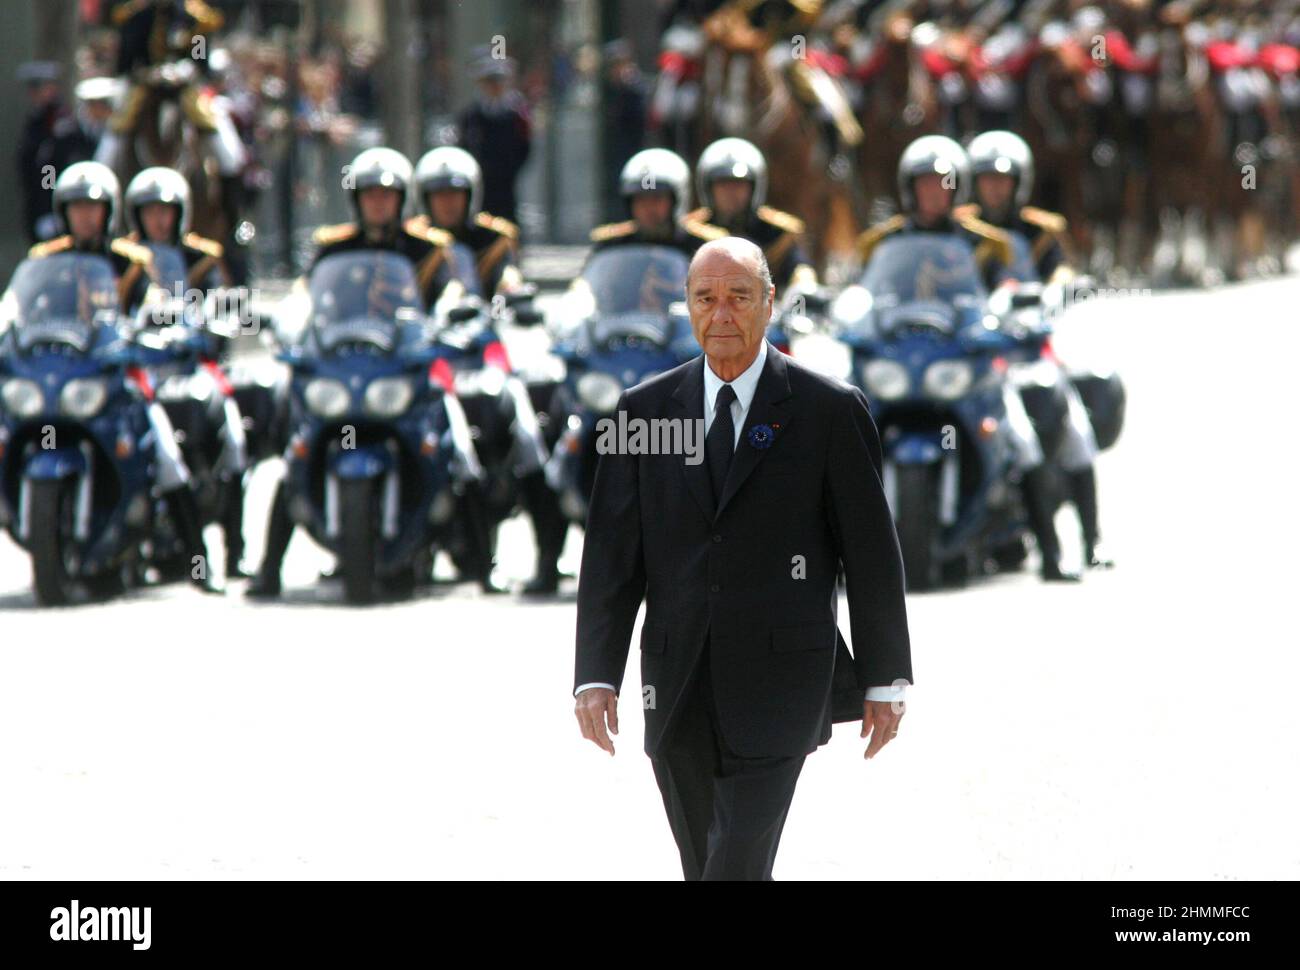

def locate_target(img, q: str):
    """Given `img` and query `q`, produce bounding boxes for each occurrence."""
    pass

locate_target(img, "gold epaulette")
[28,235,74,258]
[475,212,518,240]
[403,215,430,235]
[955,214,1014,269]
[183,232,223,259]
[682,217,728,242]
[406,222,454,247]
[952,203,981,221]
[111,0,150,27]
[185,0,225,34]
[110,236,153,265]
[1020,205,1068,236]
[855,214,906,262]
[684,206,712,223]
[590,220,636,243]
[311,222,359,246]
[756,205,805,235]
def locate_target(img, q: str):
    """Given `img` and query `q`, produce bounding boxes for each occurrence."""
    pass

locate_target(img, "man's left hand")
[861,699,904,760]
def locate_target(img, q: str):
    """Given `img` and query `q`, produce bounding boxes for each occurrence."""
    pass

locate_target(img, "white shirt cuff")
[575,682,616,697]
[865,683,907,703]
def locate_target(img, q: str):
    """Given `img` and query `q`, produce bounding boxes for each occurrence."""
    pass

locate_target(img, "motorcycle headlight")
[60,378,108,418]
[576,372,623,413]
[1,378,44,417]
[304,377,350,418]
[923,360,974,400]
[364,377,413,417]
[861,359,909,401]
[831,285,873,328]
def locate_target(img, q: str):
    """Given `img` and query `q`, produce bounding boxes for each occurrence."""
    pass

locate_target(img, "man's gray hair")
[686,236,774,304]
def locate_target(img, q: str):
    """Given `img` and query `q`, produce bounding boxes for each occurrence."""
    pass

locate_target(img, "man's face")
[358,186,401,228]
[66,199,107,242]
[85,100,113,125]
[913,173,954,224]
[428,188,468,228]
[710,178,753,221]
[976,172,1015,218]
[630,192,673,233]
[687,248,772,371]
[140,202,177,243]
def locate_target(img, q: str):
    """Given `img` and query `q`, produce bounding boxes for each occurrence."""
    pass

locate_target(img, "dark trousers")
[650,637,806,881]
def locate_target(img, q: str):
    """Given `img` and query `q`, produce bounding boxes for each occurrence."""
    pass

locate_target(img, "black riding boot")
[245,480,294,598]
[519,469,566,595]
[460,482,507,594]
[1022,466,1081,583]
[1068,466,1115,568]
[222,475,249,578]
[164,485,222,593]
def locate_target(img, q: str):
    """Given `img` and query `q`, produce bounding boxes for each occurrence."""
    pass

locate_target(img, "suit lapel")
[669,355,715,522]
[716,347,794,518]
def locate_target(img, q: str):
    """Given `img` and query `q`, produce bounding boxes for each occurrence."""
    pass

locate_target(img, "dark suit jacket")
[574,345,913,759]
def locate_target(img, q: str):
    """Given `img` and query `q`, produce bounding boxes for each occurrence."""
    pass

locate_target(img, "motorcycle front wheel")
[29,478,80,607]
[339,477,380,605]
[894,464,942,592]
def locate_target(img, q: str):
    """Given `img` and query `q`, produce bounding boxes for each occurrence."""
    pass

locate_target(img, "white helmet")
[695,137,768,211]
[346,146,414,220]
[414,146,483,222]
[896,135,972,212]
[124,166,192,241]
[618,148,692,224]
[967,130,1035,209]
[53,161,121,235]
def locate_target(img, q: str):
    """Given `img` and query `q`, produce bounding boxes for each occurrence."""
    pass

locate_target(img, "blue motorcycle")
[130,242,251,579]
[831,231,1030,590]
[273,250,467,604]
[544,244,700,524]
[0,252,158,605]
[424,243,550,583]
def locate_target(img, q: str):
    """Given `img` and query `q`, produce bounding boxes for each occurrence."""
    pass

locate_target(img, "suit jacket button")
[710,583,720,593]
[712,533,722,543]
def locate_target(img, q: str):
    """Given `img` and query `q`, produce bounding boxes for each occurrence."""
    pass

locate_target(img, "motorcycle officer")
[27,161,220,592]
[123,165,251,578]
[246,147,465,598]
[855,134,1015,289]
[856,136,1081,582]
[589,148,726,256]
[687,136,818,296]
[963,129,1114,569]
[411,145,567,594]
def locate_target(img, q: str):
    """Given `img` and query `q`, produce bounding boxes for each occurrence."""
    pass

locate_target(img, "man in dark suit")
[573,237,913,880]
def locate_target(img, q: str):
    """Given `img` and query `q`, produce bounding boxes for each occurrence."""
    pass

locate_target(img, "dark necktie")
[706,383,737,504]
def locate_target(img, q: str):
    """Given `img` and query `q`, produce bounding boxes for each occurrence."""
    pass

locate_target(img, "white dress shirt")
[576,341,909,705]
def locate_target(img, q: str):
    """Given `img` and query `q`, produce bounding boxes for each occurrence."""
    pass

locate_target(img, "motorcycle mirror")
[504,284,538,307]
[447,305,480,324]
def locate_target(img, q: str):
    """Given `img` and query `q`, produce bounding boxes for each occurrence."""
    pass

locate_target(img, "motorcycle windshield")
[447,242,484,299]
[306,251,425,353]
[4,253,120,353]
[1002,229,1040,283]
[580,246,690,347]
[142,242,189,294]
[859,233,988,308]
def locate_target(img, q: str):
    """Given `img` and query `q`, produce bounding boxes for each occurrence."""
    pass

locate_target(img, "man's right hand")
[575,687,619,756]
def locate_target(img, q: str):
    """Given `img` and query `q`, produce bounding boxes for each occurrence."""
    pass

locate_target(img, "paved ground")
[1,276,1298,879]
